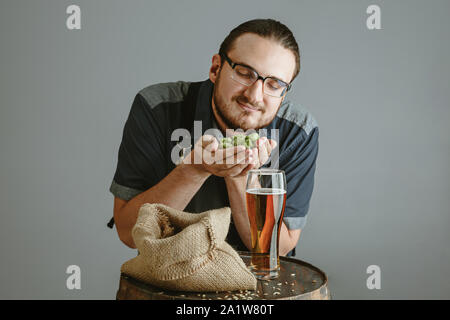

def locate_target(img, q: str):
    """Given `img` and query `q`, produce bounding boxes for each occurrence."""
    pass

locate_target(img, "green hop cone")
[232,134,246,147]
[219,133,260,149]
[244,133,259,148]
[219,137,232,149]
[247,132,259,142]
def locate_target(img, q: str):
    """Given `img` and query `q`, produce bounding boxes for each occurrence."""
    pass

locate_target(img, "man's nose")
[243,79,264,105]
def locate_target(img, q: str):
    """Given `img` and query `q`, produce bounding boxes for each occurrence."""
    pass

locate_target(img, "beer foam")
[246,188,286,195]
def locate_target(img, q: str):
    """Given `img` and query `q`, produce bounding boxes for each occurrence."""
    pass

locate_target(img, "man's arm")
[224,175,301,256]
[114,163,210,248]
[224,175,252,250]
[279,223,301,256]
[114,135,251,248]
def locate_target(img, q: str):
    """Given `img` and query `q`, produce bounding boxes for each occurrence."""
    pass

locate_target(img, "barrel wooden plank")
[116,251,330,300]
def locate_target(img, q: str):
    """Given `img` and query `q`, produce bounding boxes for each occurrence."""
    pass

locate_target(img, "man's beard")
[212,72,281,131]
[213,92,241,130]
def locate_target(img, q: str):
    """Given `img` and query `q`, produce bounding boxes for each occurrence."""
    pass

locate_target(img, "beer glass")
[245,169,287,280]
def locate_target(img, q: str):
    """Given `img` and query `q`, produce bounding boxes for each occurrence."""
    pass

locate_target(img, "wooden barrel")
[116,251,330,300]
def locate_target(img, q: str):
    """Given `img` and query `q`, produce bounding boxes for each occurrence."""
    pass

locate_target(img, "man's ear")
[209,54,222,84]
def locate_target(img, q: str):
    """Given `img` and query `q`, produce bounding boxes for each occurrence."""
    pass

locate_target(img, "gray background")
[1,0,449,299]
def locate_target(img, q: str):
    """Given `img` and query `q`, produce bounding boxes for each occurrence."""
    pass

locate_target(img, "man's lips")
[237,101,259,112]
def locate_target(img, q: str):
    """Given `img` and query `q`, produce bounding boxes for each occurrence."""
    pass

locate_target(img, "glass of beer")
[245,169,287,280]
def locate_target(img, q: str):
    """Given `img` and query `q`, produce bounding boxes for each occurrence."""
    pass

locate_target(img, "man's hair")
[218,19,300,82]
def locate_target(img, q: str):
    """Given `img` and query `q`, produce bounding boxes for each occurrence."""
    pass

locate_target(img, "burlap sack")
[120,203,257,292]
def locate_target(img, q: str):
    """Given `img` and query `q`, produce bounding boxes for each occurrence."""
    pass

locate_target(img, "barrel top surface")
[118,251,329,300]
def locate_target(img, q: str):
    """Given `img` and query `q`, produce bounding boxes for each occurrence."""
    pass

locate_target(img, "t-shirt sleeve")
[280,126,319,230]
[110,93,168,201]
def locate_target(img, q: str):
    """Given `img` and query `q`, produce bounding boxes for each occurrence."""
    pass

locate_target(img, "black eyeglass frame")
[220,53,292,97]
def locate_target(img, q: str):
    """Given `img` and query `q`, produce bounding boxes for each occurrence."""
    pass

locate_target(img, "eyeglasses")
[221,53,292,98]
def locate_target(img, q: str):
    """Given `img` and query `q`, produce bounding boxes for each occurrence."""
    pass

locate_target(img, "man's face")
[210,33,296,131]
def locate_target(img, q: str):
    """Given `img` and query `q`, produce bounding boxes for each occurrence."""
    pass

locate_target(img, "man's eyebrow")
[233,59,289,84]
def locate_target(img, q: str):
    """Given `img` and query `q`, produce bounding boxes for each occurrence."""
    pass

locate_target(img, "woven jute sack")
[120,203,257,292]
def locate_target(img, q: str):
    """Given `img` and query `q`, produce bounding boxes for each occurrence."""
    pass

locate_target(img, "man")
[108,19,319,257]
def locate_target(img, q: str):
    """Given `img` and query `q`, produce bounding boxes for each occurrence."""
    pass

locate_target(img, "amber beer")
[246,187,287,279]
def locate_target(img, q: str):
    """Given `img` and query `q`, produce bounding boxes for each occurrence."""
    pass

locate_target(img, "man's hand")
[182,134,254,178]
[183,133,278,180]
[250,136,278,170]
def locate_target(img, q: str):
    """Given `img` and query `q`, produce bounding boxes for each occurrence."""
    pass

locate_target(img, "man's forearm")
[224,176,252,250]
[279,223,301,256]
[115,163,211,248]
